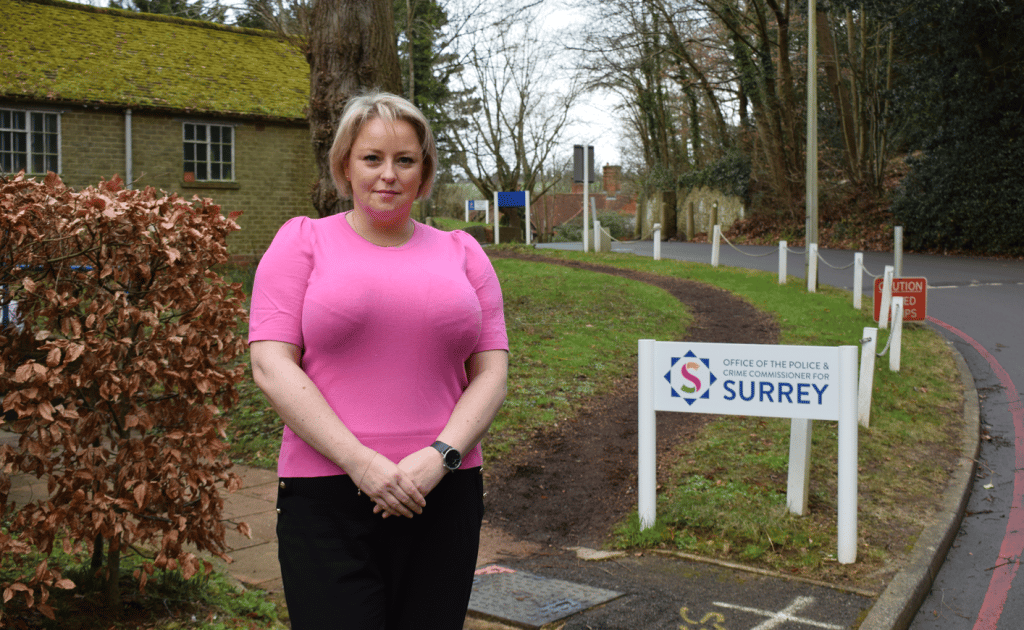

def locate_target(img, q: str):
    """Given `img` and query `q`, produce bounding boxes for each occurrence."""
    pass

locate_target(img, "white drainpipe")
[124,108,133,189]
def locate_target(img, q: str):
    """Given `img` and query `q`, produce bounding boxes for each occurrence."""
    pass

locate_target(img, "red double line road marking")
[928,316,1024,629]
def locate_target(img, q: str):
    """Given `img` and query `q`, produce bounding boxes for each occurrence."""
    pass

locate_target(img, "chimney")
[603,165,621,195]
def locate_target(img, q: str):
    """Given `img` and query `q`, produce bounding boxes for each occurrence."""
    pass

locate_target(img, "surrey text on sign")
[654,342,842,421]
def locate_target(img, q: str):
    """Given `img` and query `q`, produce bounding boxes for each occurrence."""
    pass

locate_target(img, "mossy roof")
[0,0,309,121]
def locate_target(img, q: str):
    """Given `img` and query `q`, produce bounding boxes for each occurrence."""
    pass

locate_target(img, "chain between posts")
[709,228,889,279]
[718,233,885,277]
[872,302,901,357]
[718,232,778,257]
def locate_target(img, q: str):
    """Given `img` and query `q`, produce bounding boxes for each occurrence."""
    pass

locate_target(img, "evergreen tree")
[878,0,1024,255]
[394,0,461,180]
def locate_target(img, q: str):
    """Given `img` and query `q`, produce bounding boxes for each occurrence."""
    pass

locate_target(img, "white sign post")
[493,192,529,245]
[638,340,859,564]
[465,199,489,223]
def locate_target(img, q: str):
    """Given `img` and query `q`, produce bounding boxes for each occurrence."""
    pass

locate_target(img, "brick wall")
[532,192,637,241]
[58,106,317,260]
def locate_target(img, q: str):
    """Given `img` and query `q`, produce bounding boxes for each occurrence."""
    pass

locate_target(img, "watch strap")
[430,440,461,471]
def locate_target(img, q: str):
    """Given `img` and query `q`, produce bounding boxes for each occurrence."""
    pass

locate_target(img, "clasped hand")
[355,447,446,518]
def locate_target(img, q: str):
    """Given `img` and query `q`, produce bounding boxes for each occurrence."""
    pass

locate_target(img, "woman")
[248,91,508,630]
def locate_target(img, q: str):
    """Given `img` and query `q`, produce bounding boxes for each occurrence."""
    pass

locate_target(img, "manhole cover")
[469,565,623,628]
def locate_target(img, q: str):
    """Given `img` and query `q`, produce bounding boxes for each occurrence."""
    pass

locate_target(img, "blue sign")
[497,191,526,207]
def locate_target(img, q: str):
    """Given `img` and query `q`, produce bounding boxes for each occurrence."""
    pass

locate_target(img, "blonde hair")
[328,91,437,199]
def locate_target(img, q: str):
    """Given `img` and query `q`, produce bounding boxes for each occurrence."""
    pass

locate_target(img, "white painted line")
[713,596,845,630]
[926,282,1020,290]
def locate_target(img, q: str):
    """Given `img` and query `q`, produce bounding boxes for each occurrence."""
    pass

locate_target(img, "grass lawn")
[526,248,962,591]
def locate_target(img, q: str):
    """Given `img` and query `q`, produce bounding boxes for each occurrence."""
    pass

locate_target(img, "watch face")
[444,449,461,469]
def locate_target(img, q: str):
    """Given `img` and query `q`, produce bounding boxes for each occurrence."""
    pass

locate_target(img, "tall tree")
[572,0,688,191]
[306,0,402,216]
[706,0,804,208]
[814,5,895,192]
[231,0,416,217]
[446,9,583,238]
[394,0,462,181]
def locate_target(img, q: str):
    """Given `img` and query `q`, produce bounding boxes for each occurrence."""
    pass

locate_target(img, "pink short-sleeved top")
[248,213,508,478]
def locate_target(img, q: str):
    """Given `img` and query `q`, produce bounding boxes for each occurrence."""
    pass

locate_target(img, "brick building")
[0,0,317,259]
[532,165,636,240]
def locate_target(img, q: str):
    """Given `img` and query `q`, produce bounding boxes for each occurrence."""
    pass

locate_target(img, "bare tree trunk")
[104,532,121,612]
[307,0,402,216]
[406,0,415,101]
[817,8,858,178]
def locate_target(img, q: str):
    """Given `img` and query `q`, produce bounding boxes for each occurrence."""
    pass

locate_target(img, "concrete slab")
[220,491,275,520]
[5,474,48,506]
[223,510,277,551]
[234,465,279,488]
[235,480,278,502]
[214,540,281,591]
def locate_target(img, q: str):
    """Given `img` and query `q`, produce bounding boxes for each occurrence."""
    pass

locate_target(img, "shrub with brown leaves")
[0,172,249,623]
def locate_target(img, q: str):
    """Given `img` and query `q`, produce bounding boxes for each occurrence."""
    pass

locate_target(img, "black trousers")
[276,469,484,630]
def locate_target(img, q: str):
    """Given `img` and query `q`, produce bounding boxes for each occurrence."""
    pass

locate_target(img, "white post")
[711,224,721,267]
[894,226,904,278]
[860,329,876,428]
[493,192,499,245]
[594,220,601,252]
[583,147,590,253]
[778,240,788,284]
[465,200,470,223]
[879,266,894,330]
[858,327,877,427]
[890,297,904,372]
[787,418,813,515]
[125,108,133,189]
[837,345,858,564]
[853,253,864,310]
[806,0,819,283]
[807,243,818,293]
[653,223,662,261]
[637,339,657,530]
[525,193,531,245]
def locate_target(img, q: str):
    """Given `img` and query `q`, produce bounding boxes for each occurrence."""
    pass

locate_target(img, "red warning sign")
[873,277,927,322]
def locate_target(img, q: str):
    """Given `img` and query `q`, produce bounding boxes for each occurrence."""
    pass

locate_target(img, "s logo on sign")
[665,350,717,405]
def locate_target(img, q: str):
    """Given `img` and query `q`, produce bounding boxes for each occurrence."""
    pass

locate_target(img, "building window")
[0,109,60,175]
[183,123,233,181]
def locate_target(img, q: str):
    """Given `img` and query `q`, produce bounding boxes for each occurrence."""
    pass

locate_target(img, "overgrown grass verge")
[484,256,691,458]
[522,247,963,592]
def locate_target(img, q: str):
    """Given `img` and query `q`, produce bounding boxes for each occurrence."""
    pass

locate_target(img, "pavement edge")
[857,340,980,630]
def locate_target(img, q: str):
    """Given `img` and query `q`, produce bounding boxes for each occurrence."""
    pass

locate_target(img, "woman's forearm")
[250,340,374,475]
[435,349,509,456]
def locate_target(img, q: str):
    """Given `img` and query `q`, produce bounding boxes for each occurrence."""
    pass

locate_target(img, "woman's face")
[343,117,424,222]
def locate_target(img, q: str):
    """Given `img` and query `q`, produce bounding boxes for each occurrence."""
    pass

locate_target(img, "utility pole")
[806,0,819,288]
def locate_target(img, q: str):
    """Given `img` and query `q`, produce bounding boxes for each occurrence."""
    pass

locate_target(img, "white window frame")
[182,122,235,182]
[0,107,62,176]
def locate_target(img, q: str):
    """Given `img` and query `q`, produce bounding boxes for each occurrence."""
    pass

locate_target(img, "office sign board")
[653,341,842,421]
